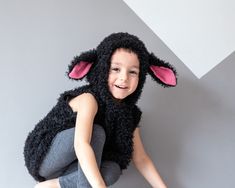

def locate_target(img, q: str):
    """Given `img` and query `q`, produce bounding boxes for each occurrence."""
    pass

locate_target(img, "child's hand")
[94,184,106,188]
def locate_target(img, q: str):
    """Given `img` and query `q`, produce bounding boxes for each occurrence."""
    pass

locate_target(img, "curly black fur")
[24,32,177,181]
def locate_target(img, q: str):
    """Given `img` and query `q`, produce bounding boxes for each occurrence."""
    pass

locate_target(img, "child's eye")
[129,70,138,75]
[111,67,120,72]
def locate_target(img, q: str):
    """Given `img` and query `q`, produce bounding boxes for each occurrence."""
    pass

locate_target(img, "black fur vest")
[23,84,142,181]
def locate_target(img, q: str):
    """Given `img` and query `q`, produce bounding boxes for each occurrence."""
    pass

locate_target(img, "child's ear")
[67,49,97,80]
[148,53,177,87]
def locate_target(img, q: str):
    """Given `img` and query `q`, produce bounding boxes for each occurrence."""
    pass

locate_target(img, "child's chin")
[112,95,126,101]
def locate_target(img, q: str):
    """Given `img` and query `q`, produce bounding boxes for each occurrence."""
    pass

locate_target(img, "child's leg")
[59,124,106,188]
[39,124,106,178]
[58,160,121,188]
[100,161,122,186]
[38,127,77,179]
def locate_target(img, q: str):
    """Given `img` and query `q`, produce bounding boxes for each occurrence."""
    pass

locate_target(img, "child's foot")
[34,178,60,188]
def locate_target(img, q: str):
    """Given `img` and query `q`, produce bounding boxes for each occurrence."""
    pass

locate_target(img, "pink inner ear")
[150,65,176,86]
[69,61,92,79]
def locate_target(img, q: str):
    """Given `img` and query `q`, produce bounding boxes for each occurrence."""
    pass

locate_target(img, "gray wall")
[123,0,235,78]
[0,0,234,188]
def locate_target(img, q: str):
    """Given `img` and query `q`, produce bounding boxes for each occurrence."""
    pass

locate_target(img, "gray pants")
[38,124,121,188]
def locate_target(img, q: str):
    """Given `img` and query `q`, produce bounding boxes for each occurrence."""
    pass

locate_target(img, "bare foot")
[34,178,60,188]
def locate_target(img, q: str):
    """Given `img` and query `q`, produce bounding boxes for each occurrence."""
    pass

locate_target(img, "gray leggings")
[38,124,121,188]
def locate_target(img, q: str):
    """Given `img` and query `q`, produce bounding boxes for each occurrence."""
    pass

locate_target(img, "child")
[24,32,177,188]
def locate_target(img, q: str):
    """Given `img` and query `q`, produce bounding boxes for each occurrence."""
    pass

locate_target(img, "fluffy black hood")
[68,32,177,105]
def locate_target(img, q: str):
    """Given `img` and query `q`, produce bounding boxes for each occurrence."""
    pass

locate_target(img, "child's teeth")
[116,85,126,89]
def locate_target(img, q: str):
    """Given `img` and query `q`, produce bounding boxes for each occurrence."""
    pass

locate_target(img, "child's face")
[108,48,140,100]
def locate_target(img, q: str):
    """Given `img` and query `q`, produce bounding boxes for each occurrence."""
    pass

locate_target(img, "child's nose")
[119,71,128,81]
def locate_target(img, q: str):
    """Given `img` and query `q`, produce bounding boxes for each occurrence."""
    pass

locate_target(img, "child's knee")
[101,161,122,186]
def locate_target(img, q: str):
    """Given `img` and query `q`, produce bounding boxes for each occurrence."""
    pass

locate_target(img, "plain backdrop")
[0,0,234,188]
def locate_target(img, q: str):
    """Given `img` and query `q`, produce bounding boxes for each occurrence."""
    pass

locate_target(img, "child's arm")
[132,128,167,188]
[69,93,106,188]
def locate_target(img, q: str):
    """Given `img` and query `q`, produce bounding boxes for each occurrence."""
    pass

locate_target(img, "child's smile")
[115,85,128,89]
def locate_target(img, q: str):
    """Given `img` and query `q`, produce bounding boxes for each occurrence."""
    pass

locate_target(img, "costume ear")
[67,49,97,80]
[148,53,177,87]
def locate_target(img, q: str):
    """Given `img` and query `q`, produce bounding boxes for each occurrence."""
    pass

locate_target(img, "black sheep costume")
[24,32,177,181]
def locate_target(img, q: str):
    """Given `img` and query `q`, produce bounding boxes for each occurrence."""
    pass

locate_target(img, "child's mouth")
[115,85,128,89]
